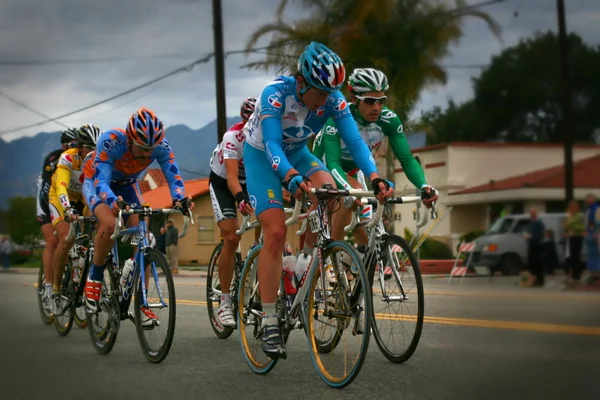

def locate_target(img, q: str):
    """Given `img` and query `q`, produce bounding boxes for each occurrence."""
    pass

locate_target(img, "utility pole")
[556,0,574,202]
[212,0,227,142]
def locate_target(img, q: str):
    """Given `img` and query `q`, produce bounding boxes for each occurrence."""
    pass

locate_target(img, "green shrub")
[10,250,33,265]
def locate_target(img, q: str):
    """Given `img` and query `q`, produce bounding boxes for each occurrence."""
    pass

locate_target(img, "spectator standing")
[563,200,585,286]
[166,219,179,275]
[523,208,545,287]
[584,193,600,285]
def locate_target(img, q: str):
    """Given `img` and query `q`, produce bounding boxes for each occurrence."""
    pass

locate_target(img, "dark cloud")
[0,0,598,140]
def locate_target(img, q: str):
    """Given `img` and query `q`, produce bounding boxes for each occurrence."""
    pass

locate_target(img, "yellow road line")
[176,298,600,337]
[371,288,600,302]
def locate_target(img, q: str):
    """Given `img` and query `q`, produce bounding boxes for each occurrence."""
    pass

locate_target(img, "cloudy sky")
[0,0,598,142]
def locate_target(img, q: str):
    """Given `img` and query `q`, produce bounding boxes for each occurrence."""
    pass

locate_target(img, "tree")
[422,31,600,144]
[7,196,41,247]
[243,0,501,186]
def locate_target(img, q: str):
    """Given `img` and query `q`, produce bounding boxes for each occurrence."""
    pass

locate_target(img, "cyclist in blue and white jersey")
[243,41,393,358]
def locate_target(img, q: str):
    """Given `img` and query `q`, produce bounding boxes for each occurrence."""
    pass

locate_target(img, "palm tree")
[243,0,501,207]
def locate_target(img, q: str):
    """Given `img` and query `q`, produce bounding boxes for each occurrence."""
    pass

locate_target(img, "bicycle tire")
[306,240,372,388]
[368,234,424,363]
[37,262,54,325]
[86,261,120,355]
[237,244,278,375]
[134,248,176,363]
[206,242,235,339]
[53,262,75,337]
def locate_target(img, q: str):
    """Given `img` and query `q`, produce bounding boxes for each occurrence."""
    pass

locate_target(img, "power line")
[0,54,193,66]
[0,90,69,129]
[0,1,502,137]
[0,54,213,136]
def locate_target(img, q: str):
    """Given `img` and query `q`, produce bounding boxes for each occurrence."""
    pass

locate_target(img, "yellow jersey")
[49,148,84,211]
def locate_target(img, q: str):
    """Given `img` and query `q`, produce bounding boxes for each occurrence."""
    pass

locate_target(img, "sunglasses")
[133,141,158,151]
[355,95,387,105]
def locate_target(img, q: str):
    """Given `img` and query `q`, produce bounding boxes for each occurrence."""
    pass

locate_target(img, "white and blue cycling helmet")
[297,41,346,94]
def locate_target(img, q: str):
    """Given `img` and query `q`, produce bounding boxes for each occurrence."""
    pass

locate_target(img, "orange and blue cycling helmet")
[126,107,165,149]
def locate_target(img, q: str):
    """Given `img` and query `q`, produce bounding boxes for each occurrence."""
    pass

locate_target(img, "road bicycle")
[237,185,377,388]
[85,202,192,363]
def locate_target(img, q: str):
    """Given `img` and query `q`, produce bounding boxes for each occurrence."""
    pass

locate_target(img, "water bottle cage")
[308,215,320,233]
[130,233,142,246]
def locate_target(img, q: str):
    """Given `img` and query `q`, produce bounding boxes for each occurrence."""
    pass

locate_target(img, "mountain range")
[0,118,426,209]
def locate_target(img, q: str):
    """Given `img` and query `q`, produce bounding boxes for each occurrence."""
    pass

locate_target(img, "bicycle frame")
[343,193,433,300]
[110,206,192,319]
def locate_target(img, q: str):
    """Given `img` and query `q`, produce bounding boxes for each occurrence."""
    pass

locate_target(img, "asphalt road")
[1,270,599,400]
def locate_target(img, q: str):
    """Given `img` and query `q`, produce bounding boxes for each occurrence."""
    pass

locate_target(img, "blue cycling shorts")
[244,143,327,216]
[83,178,144,213]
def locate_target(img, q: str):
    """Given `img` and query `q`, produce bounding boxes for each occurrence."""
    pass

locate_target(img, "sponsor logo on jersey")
[325,126,337,135]
[271,156,280,171]
[315,107,325,117]
[249,195,257,210]
[397,124,404,133]
[268,95,282,108]
[380,110,397,120]
[267,189,275,199]
[225,142,237,151]
[283,112,297,121]
[334,98,347,111]
[359,205,373,221]
[102,138,118,151]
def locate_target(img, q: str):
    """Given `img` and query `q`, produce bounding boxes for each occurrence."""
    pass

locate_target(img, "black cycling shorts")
[209,171,247,223]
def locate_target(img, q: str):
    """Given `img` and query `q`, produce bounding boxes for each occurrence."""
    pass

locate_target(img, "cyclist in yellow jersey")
[48,124,101,314]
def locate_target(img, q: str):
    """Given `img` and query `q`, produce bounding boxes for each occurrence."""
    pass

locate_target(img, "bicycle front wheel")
[133,248,176,364]
[206,242,235,339]
[306,240,372,389]
[368,234,424,363]
[237,244,278,375]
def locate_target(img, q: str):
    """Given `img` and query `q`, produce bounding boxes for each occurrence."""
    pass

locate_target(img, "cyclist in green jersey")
[312,67,438,243]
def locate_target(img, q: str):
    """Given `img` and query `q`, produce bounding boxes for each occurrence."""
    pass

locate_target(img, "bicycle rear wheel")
[368,234,424,363]
[53,263,75,337]
[86,261,120,355]
[206,242,235,339]
[306,241,372,388]
[37,262,54,325]
[133,248,176,364]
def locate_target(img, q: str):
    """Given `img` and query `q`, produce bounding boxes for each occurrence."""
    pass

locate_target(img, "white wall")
[392,144,600,238]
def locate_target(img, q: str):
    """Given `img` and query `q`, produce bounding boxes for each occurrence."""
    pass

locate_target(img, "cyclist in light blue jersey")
[243,41,393,358]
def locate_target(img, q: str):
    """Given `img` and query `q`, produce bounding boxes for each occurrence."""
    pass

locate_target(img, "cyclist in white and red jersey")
[208,97,259,327]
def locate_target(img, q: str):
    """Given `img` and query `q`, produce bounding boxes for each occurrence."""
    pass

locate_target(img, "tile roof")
[142,178,210,208]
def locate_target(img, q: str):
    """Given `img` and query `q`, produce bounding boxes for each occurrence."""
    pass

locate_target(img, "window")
[513,219,531,234]
[197,216,215,243]
[486,217,514,234]
[545,200,568,213]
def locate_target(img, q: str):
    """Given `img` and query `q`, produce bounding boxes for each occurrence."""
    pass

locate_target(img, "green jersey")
[312,104,426,190]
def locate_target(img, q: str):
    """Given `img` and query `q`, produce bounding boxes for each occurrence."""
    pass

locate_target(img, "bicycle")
[206,214,262,339]
[237,185,378,389]
[86,202,192,363]
[52,215,97,336]
[338,190,435,363]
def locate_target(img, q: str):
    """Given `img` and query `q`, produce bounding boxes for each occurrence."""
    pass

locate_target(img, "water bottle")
[282,255,297,295]
[72,256,85,283]
[295,253,310,287]
[120,258,135,288]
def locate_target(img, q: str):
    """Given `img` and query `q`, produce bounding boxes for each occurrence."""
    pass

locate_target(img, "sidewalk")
[3,265,599,291]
